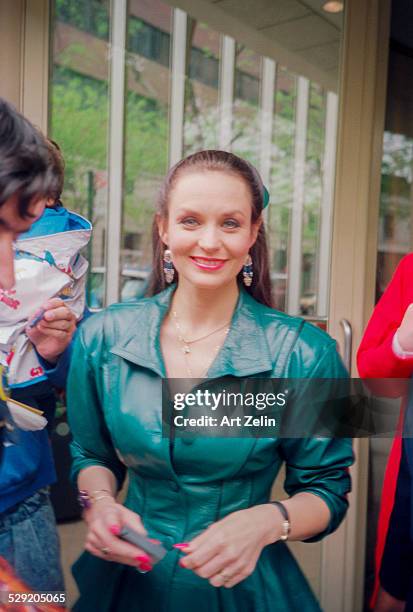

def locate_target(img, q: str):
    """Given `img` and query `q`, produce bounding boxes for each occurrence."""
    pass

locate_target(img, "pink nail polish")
[109,524,120,535]
[148,538,161,544]
[173,542,189,548]
[139,563,152,572]
[135,555,151,564]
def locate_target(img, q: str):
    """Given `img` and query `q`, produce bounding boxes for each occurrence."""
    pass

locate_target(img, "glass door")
[364,1,413,607]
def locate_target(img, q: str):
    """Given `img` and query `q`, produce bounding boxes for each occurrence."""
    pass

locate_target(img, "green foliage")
[51,66,168,220]
[123,91,169,226]
[50,67,109,216]
[55,0,109,40]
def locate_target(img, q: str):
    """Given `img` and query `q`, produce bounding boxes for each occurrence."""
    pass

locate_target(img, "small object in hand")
[119,526,167,564]
[100,547,110,555]
[28,308,46,329]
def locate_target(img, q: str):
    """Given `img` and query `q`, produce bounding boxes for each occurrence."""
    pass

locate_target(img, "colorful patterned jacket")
[0,203,92,388]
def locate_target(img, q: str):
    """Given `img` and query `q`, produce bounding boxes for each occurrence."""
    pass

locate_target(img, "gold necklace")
[171,311,230,354]
[171,312,230,377]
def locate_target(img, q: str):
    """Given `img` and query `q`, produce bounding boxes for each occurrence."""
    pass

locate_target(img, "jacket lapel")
[110,286,174,376]
[207,290,274,377]
[110,286,275,378]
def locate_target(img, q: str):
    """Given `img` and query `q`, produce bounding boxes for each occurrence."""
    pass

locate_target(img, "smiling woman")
[158,171,259,288]
[152,151,269,379]
[147,150,272,307]
[67,149,353,612]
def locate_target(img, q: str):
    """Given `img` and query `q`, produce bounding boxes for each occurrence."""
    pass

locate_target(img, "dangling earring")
[163,249,175,283]
[243,254,253,287]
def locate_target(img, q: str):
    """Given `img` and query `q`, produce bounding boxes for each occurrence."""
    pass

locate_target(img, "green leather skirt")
[72,541,321,612]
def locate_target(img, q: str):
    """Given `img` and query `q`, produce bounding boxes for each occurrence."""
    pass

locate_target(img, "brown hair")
[146,150,273,308]
[46,139,65,203]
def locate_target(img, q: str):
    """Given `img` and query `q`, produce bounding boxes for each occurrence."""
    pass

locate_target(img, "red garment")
[358,254,413,379]
[357,254,413,608]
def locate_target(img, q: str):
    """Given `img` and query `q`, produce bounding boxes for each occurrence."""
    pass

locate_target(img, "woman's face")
[158,170,261,291]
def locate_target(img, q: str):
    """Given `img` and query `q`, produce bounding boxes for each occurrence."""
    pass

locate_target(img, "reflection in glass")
[50,0,111,308]
[269,67,296,312]
[121,0,172,301]
[376,40,413,301]
[183,21,220,155]
[377,129,413,301]
[231,45,262,167]
[301,82,326,316]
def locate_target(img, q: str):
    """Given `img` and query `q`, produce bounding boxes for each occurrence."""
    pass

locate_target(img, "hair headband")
[263,186,270,209]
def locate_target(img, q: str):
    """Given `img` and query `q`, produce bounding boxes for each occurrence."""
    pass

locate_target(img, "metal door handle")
[340,319,352,372]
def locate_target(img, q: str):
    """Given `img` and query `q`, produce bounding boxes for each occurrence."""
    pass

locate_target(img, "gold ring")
[101,546,110,555]
[219,572,232,583]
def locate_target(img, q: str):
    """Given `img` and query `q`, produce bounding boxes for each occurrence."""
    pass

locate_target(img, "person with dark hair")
[68,150,352,611]
[0,133,92,594]
[0,99,78,458]
[0,98,58,290]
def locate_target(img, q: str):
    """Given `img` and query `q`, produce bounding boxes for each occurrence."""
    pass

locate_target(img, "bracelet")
[269,501,291,541]
[93,493,115,504]
[78,489,115,510]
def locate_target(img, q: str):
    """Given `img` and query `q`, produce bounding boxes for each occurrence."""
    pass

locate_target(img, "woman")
[358,255,413,611]
[68,150,353,611]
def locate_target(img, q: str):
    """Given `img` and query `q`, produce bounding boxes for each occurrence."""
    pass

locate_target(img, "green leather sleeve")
[67,317,126,490]
[280,341,353,541]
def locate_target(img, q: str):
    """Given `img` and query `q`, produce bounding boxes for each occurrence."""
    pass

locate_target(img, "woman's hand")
[396,304,413,353]
[178,504,282,588]
[26,297,77,363]
[84,497,154,571]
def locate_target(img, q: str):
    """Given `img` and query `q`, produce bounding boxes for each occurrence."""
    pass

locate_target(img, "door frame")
[0,0,50,131]
[323,1,391,610]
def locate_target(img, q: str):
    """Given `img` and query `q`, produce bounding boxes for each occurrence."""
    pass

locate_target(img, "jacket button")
[170,481,179,492]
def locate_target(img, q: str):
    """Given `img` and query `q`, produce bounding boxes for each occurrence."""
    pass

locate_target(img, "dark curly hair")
[0,98,59,217]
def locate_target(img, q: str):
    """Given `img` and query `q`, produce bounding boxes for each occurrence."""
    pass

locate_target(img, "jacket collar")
[111,285,274,377]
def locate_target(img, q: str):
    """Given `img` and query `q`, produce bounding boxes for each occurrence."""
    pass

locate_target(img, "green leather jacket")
[68,286,353,612]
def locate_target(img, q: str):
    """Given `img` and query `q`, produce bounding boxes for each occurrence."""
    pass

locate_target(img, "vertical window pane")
[268,67,297,312]
[301,82,326,315]
[232,45,262,166]
[50,0,111,308]
[377,128,413,299]
[183,21,221,155]
[120,0,172,301]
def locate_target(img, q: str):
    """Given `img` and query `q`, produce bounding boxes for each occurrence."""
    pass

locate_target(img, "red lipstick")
[190,256,227,271]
